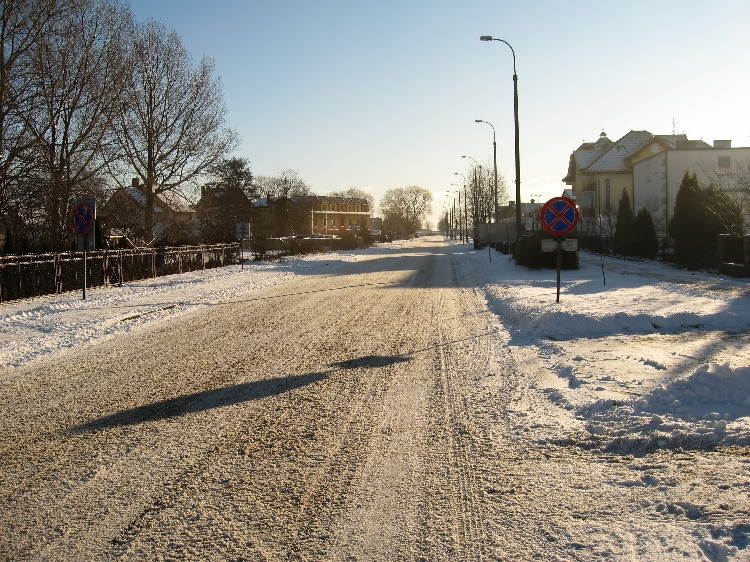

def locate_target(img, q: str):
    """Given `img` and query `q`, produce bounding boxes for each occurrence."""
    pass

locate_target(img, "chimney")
[714,140,732,149]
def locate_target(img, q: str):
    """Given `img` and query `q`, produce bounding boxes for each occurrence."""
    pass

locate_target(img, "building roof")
[252,195,371,208]
[293,195,370,205]
[563,132,614,182]
[122,186,191,214]
[158,190,192,213]
[584,130,654,174]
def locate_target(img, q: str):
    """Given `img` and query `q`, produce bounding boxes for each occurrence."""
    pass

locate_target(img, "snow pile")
[573,363,750,454]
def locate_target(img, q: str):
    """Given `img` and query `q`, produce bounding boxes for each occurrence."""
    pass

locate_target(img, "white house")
[632,140,750,240]
[565,132,750,243]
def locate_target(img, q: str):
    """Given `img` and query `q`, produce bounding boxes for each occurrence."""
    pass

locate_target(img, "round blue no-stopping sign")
[541,197,579,236]
[72,203,94,235]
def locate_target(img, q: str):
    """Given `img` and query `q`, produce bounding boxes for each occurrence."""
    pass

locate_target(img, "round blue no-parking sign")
[72,202,94,235]
[541,197,579,236]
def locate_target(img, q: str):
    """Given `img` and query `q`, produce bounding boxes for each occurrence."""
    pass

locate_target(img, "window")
[718,156,731,170]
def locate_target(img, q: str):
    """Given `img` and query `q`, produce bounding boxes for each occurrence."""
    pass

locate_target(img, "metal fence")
[0,244,240,303]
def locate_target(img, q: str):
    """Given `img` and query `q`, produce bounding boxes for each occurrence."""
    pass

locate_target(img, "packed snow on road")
[1,236,748,560]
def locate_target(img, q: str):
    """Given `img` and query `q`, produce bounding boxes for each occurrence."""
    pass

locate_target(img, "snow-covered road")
[1,237,748,560]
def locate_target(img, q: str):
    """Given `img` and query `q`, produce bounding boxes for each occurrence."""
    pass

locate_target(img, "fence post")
[103,251,109,288]
[82,250,87,300]
[55,253,61,294]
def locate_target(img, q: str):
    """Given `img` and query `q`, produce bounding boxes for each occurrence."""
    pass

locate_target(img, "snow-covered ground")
[2,237,749,560]
[463,244,750,457]
[2,238,749,455]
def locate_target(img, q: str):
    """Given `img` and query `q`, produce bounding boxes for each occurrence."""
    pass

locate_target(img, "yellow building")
[563,131,688,235]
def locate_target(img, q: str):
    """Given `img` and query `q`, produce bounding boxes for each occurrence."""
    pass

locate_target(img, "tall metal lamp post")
[445,191,455,239]
[451,183,462,242]
[462,155,480,231]
[480,35,521,241]
[451,191,458,240]
[454,172,467,243]
[475,119,498,223]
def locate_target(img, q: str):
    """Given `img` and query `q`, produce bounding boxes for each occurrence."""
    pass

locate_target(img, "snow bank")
[572,363,750,454]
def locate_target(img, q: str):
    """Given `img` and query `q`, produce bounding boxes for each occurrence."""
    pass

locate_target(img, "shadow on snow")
[70,353,414,433]
[70,371,329,433]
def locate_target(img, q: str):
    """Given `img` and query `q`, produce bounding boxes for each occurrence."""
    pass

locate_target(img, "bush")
[633,208,660,259]
[613,189,635,256]
[669,172,744,269]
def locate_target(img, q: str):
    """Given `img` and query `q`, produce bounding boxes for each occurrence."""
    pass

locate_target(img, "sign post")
[540,197,579,303]
[72,198,96,299]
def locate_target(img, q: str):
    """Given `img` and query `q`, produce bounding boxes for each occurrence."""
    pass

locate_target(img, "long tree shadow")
[329,354,412,369]
[70,371,329,433]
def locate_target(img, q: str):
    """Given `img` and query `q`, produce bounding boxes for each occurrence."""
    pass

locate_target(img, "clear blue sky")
[127,0,750,227]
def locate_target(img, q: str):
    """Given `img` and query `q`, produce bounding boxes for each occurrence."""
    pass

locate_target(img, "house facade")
[250,195,371,238]
[303,196,371,237]
[250,197,307,238]
[563,131,750,242]
[99,178,195,246]
[562,131,614,234]
[195,185,252,243]
[632,140,750,240]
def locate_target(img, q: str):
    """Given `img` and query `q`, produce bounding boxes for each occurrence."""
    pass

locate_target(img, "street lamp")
[445,191,455,239]
[475,119,498,223]
[451,183,462,243]
[462,155,481,230]
[454,172,468,243]
[451,191,458,240]
[480,35,521,241]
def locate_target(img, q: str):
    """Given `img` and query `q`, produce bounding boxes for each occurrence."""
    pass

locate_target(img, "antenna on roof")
[672,117,676,135]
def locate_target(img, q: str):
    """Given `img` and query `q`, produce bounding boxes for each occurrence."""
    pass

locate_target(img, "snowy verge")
[463,247,750,454]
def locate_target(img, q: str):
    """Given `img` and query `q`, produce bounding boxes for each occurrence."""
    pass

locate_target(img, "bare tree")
[379,185,432,238]
[329,187,374,209]
[254,169,311,200]
[0,0,61,248]
[23,0,132,250]
[597,205,616,252]
[463,160,508,225]
[205,157,256,199]
[706,158,750,233]
[115,19,238,240]
[197,156,254,242]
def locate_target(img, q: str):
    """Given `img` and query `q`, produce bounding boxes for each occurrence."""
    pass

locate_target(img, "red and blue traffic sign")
[541,197,579,236]
[72,202,94,235]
